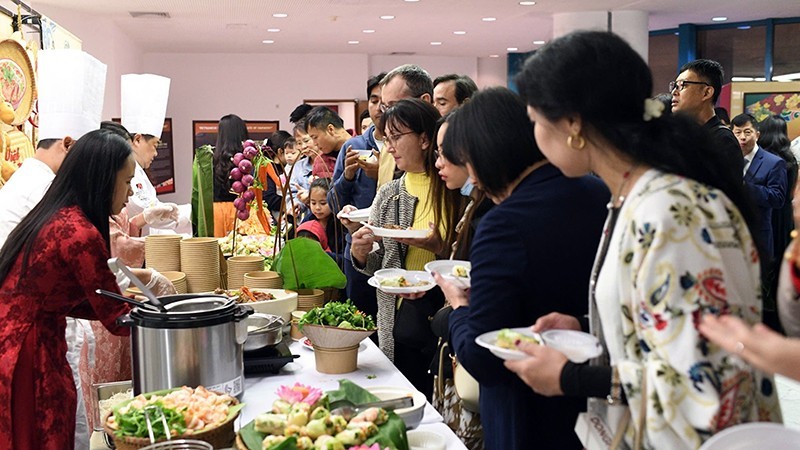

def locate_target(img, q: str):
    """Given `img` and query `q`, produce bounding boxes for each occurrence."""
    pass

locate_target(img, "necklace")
[611,164,639,208]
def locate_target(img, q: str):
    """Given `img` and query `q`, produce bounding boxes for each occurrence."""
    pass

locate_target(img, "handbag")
[393,293,442,349]
[452,353,480,412]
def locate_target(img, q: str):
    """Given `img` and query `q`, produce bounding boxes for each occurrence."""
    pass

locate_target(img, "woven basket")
[103,394,239,450]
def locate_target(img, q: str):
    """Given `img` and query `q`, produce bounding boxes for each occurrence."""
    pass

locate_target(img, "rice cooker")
[117,294,253,398]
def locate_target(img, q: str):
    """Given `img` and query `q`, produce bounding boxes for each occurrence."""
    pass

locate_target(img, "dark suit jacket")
[745,147,788,260]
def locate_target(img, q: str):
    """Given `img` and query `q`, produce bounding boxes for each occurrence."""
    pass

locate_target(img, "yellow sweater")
[403,172,444,271]
[377,148,395,189]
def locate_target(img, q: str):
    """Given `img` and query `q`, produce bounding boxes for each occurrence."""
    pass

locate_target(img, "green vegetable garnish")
[298,300,376,331]
[113,401,187,439]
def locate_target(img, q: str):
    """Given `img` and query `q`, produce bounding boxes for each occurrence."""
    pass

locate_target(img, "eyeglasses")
[669,80,711,92]
[384,131,415,146]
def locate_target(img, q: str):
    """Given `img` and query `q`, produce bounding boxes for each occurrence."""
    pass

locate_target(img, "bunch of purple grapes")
[229,140,259,221]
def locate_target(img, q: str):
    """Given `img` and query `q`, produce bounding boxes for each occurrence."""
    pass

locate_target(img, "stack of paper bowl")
[127,270,188,296]
[243,271,282,289]
[144,234,182,272]
[296,288,325,311]
[227,256,265,291]
[180,238,221,293]
[301,324,375,373]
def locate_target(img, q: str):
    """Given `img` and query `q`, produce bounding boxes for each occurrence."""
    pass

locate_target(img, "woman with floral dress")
[506,31,782,448]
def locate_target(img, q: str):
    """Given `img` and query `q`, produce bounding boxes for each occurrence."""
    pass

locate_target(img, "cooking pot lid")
[130,294,241,325]
[164,297,233,314]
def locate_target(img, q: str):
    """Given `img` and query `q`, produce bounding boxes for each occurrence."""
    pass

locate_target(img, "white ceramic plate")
[367,271,436,294]
[475,327,542,361]
[424,260,471,289]
[361,222,430,239]
[366,386,426,429]
[339,208,371,222]
[540,329,602,363]
[699,423,800,449]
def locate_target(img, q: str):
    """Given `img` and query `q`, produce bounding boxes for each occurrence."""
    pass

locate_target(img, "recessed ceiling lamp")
[348,40,360,44]
[272,13,288,18]
[262,40,275,44]
[454,31,466,35]
[519,1,536,5]
[380,15,395,20]
[267,28,280,32]
[482,17,496,22]
[533,40,545,45]
[363,29,376,33]
[711,16,728,22]
[404,0,420,2]
[738,25,752,30]
[489,54,500,58]
[507,47,518,51]
[431,41,442,45]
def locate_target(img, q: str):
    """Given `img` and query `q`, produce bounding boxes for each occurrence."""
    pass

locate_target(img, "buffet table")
[90,337,467,449]
[242,338,467,449]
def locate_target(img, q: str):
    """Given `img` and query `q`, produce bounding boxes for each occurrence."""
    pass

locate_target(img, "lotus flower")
[275,383,323,406]
[349,445,386,450]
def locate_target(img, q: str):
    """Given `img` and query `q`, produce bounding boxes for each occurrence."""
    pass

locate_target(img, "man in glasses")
[671,59,742,175]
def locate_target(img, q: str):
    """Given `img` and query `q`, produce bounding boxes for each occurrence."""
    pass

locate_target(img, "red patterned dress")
[0,206,131,449]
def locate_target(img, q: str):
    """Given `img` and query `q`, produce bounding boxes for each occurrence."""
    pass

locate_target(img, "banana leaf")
[238,380,408,450]
[271,237,346,290]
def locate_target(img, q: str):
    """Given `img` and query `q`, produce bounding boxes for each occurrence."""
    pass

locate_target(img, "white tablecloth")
[241,338,466,449]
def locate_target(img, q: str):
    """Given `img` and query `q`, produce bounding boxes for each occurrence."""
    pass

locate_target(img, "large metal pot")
[117,294,253,398]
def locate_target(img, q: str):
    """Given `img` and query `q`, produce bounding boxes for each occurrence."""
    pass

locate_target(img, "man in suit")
[733,113,788,262]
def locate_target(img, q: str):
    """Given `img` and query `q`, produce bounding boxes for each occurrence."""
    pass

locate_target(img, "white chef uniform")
[121,74,192,235]
[37,49,107,450]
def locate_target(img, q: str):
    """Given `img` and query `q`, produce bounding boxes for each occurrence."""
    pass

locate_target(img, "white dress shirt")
[743,146,759,176]
[0,158,55,248]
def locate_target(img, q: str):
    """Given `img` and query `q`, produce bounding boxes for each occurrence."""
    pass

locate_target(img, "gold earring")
[567,133,585,150]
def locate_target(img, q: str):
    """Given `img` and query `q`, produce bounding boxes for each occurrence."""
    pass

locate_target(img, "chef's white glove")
[143,203,179,228]
[145,269,177,297]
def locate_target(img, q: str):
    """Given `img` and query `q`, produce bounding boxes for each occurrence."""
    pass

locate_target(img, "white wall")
[477,57,508,88]
[369,54,478,80]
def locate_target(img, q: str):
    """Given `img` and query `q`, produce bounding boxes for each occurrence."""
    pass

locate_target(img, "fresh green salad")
[113,401,187,439]
[298,300,376,331]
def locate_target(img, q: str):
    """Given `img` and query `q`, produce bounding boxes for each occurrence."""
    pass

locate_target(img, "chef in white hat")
[120,73,188,236]
[0,49,107,450]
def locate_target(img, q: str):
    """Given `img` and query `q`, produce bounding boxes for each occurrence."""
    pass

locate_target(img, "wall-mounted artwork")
[744,92,800,141]
[192,120,280,151]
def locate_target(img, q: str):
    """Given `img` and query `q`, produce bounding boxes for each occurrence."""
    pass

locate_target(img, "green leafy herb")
[367,374,377,380]
[298,300,376,331]
[113,401,187,439]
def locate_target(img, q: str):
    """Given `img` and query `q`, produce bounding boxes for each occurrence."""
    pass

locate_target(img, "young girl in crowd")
[297,177,345,263]
[506,30,781,448]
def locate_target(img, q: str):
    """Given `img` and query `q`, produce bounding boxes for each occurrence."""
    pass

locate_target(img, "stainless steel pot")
[244,313,284,352]
[117,294,253,399]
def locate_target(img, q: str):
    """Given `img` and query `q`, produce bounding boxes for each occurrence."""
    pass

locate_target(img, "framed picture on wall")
[192,120,280,153]
[113,117,175,194]
[744,92,800,141]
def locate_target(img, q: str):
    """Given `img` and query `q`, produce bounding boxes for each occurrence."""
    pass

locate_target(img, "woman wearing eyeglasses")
[350,99,463,399]
[507,31,781,448]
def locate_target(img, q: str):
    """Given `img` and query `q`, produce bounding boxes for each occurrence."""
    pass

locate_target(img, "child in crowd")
[283,138,298,180]
[296,178,345,263]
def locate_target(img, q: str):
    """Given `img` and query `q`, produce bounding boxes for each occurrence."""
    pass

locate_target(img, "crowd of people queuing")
[3,29,800,449]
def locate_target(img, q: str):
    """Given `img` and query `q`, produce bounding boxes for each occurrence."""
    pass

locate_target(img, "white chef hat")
[121,73,170,139]
[37,50,107,141]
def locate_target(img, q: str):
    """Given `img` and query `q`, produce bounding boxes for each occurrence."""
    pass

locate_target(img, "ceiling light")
[430,41,442,46]
[711,16,727,22]
[363,29,375,33]
[773,72,800,81]
[489,54,500,58]
[453,31,466,35]
[404,0,420,2]
[738,25,751,30]
[533,40,545,45]
[380,15,395,20]
[507,47,518,51]
[272,13,288,18]
[262,40,275,44]
[267,28,280,32]
[519,1,536,5]
[482,17,496,22]
[348,40,360,44]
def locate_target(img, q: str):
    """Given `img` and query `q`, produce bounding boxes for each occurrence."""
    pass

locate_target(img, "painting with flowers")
[744,92,800,140]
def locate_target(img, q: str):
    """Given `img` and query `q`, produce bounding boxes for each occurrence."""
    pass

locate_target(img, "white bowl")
[407,430,446,450]
[474,327,542,361]
[237,288,298,322]
[540,329,602,363]
[374,268,406,281]
[354,149,377,163]
[365,386,426,429]
[699,423,800,449]
[424,260,471,289]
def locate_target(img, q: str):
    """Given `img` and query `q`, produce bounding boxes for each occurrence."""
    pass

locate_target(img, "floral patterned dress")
[595,169,782,448]
[0,206,131,449]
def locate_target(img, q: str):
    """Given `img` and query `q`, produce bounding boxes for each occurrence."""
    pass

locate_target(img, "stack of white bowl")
[227,256,265,290]
[144,235,182,272]
[180,238,221,293]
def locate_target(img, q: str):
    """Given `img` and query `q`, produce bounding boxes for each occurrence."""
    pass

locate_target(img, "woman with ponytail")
[505,30,781,448]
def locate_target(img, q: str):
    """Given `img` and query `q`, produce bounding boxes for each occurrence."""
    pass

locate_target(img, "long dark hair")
[382,98,463,247]
[214,114,249,201]
[515,30,759,247]
[0,129,132,282]
[446,87,545,198]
